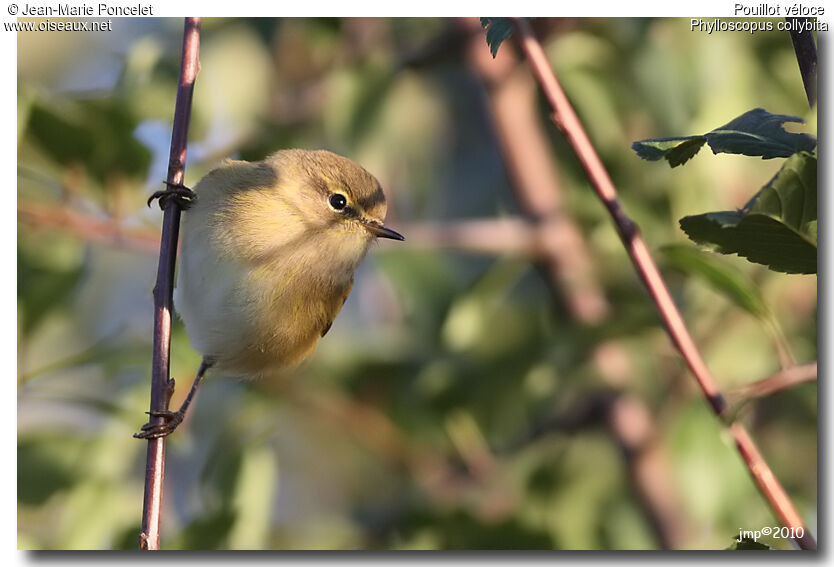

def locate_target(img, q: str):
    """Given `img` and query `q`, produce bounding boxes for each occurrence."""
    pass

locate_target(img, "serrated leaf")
[707,108,817,159]
[680,213,816,274]
[632,108,816,167]
[480,18,513,58]
[631,136,706,167]
[747,151,817,237]
[679,151,816,274]
[660,244,768,319]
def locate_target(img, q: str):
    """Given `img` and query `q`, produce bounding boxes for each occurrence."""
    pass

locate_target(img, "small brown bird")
[136,149,403,438]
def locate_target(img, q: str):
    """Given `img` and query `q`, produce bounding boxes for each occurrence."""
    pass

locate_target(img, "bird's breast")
[232,260,349,373]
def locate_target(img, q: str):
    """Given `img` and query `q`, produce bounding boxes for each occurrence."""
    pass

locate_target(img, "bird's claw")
[133,409,185,439]
[147,182,196,210]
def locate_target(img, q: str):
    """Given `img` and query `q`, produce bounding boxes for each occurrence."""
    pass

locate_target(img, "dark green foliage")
[525,453,569,498]
[728,536,771,550]
[747,151,817,237]
[18,436,81,505]
[17,242,83,337]
[343,64,396,146]
[176,509,237,550]
[27,103,95,165]
[679,152,817,274]
[398,508,555,549]
[679,213,816,274]
[635,106,817,274]
[633,137,688,165]
[660,245,769,319]
[631,136,706,167]
[632,108,817,167]
[26,97,152,185]
[707,108,816,159]
[480,18,514,57]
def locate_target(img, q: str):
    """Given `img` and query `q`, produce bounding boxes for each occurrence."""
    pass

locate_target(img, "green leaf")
[17,240,84,337]
[746,151,817,235]
[727,536,771,550]
[227,443,278,549]
[707,108,816,159]
[343,63,395,146]
[631,136,706,167]
[400,508,555,549]
[18,436,81,505]
[25,97,152,185]
[680,213,816,274]
[660,245,768,319]
[27,102,95,166]
[632,108,816,167]
[679,151,817,274]
[176,509,236,550]
[480,18,513,58]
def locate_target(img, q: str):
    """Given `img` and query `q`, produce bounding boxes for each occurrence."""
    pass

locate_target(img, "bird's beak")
[360,219,405,241]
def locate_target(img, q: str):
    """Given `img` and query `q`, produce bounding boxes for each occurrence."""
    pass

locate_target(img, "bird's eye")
[329,193,347,211]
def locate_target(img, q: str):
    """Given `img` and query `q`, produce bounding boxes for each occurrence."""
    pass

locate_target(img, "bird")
[136,149,404,439]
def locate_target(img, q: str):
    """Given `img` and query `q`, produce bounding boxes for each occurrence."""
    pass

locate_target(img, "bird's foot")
[134,408,186,439]
[147,182,196,210]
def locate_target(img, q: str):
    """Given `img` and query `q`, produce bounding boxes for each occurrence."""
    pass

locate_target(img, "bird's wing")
[321,281,353,337]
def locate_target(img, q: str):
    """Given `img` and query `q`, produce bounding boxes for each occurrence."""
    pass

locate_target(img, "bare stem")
[512,18,815,550]
[464,17,687,548]
[399,217,536,256]
[17,199,541,258]
[139,17,201,551]
[786,19,817,108]
[17,199,160,254]
[461,17,608,325]
[729,362,817,406]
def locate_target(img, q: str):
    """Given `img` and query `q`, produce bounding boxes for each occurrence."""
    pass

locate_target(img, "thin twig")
[729,362,817,407]
[606,395,691,549]
[462,17,608,325]
[464,17,688,548]
[399,217,537,256]
[139,17,201,551]
[290,386,478,507]
[512,18,815,550]
[786,20,817,108]
[17,200,541,257]
[17,200,159,254]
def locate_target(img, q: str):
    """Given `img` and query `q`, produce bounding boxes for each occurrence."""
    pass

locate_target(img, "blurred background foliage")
[17,17,816,550]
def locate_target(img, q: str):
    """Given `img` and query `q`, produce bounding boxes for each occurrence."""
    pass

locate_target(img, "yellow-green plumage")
[175,149,398,378]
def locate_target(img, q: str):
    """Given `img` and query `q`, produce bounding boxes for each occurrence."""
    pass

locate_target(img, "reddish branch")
[400,217,536,256]
[606,395,691,548]
[17,200,159,253]
[511,18,815,550]
[16,201,540,258]
[462,17,688,548]
[461,18,607,325]
[729,362,817,406]
[139,17,201,551]
[291,387,471,506]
